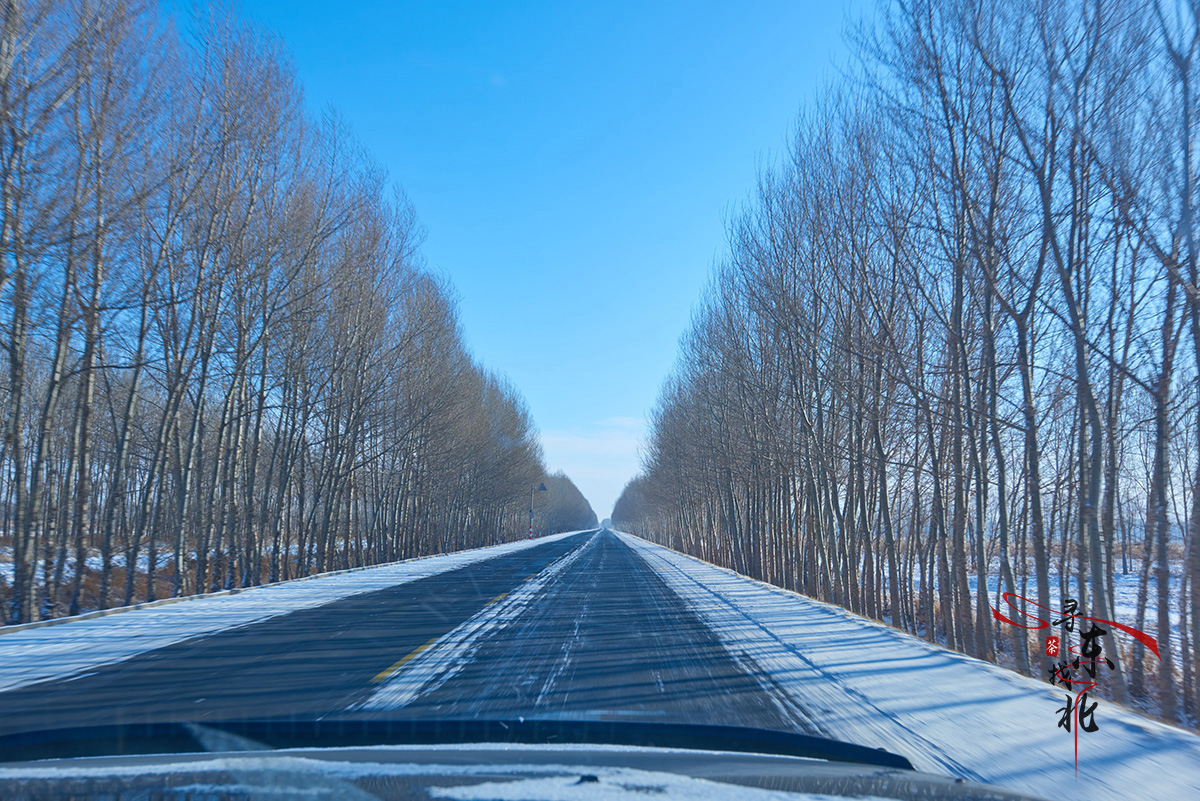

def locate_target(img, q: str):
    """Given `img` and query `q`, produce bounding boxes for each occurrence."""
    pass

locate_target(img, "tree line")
[615,0,1200,728]
[0,0,595,626]
[538,472,600,536]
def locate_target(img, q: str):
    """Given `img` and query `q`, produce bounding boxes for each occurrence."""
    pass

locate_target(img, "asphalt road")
[0,530,810,738]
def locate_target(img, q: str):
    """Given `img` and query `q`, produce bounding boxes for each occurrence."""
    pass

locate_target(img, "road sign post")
[529,482,547,538]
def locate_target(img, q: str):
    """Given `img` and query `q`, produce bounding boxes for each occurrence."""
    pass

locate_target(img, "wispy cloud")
[539,418,647,518]
[596,416,643,429]
[540,432,639,457]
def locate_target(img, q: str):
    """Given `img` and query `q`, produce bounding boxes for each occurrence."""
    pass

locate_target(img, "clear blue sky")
[233,1,861,517]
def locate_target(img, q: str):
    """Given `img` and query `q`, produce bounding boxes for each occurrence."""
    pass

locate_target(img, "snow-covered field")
[0,533,580,695]
[620,532,1200,801]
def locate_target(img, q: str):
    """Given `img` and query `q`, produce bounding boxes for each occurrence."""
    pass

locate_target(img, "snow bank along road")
[1,530,1197,801]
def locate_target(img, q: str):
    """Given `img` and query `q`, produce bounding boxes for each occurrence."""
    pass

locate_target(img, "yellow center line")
[370,636,439,684]
[370,583,527,685]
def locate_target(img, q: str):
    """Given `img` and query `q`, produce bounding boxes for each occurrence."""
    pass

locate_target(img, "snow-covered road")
[0,532,581,696]
[0,528,1195,801]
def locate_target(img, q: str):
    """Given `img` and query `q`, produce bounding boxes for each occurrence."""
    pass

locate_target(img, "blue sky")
[234,1,860,517]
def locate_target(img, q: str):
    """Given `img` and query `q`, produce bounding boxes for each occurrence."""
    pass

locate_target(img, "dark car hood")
[0,718,1050,801]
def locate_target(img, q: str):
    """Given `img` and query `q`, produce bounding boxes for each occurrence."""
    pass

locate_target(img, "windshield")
[0,2,1197,801]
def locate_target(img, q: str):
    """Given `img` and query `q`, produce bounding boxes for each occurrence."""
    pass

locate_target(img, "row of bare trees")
[616,0,1200,728]
[538,472,600,536]
[0,0,595,626]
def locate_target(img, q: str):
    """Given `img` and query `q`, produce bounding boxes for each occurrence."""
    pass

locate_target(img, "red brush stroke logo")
[990,592,1159,658]
[991,593,1161,774]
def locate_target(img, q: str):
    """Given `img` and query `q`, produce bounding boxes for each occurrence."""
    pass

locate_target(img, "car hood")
[0,742,1050,801]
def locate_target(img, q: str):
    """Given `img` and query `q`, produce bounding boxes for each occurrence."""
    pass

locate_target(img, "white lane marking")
[353,536,597,711]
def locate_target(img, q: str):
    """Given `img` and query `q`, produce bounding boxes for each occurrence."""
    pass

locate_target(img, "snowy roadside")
[619,532,1200,801]
[0,532,582,696]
